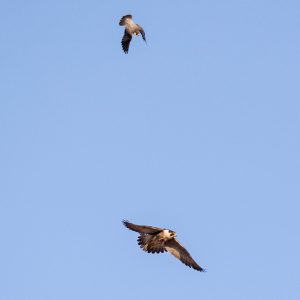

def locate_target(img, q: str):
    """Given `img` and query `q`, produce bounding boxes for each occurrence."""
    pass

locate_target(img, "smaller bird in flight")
[123,220,205,272]
[119,15,146,53]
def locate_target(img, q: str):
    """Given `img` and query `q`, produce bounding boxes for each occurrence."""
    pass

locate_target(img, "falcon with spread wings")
[122,220,205,272]
[119,15,146,53]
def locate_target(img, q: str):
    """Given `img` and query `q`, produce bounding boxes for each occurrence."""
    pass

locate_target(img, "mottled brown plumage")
[119,15,146,53]
[122,220,205,272]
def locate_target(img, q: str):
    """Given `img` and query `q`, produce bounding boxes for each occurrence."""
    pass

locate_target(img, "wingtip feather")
[122,219,130,227]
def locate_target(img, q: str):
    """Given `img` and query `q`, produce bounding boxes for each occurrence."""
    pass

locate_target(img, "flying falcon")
[122,220,205,272]
[119,15,146,53]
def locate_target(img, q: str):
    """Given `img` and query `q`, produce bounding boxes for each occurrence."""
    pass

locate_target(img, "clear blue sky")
[1,1,299,299]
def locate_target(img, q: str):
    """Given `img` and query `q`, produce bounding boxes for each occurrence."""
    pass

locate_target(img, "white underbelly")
[126,23,138,35]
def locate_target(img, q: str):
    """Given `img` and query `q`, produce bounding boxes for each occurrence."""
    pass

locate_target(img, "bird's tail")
[137,234,152,251]
[137,234,166,254]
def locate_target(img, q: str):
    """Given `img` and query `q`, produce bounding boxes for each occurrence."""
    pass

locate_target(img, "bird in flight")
[119,15,146,53]
[122,220,205,272]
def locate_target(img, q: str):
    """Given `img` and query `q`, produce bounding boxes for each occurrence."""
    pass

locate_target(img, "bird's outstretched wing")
[122,220,163,234]
[121,30,132,53]
[165,238,205,272]
[119,15,132,26]
[138,27,146,42]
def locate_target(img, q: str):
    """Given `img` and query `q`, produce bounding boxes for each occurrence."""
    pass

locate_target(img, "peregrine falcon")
[119,15,146,53]
[122,220,205,272]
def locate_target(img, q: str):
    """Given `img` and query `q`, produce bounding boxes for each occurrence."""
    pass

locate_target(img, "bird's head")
[168,230,177,238]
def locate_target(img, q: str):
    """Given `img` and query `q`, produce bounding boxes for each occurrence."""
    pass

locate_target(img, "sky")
[0,0,300,299]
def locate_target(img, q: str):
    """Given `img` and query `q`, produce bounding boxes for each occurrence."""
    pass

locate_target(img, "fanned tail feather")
[137,235,166,254]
